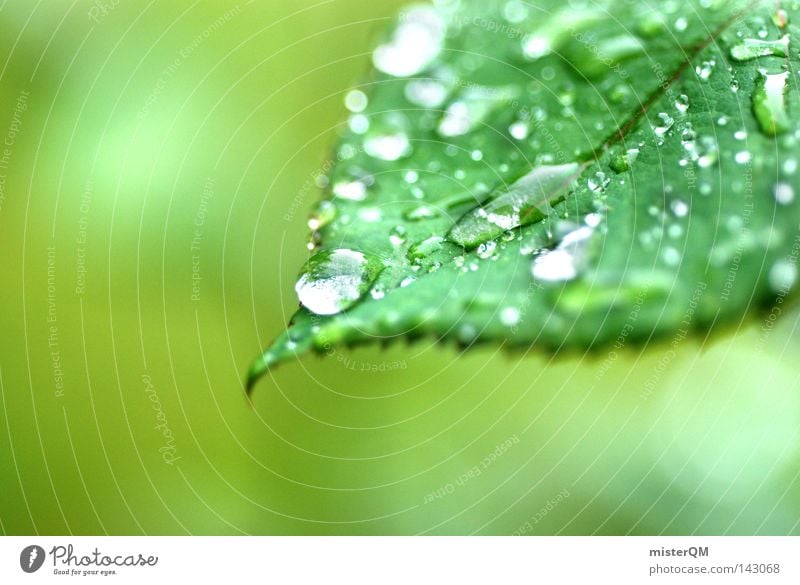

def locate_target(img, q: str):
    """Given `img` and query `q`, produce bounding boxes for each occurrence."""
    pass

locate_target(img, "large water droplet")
[730,35,789,61]
[753,71,791,136]
[295,249,384,316]
[449,163,581,248]
[373,6,445,77]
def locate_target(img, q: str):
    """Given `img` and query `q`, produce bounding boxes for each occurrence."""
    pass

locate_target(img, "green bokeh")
[1,0,798,535]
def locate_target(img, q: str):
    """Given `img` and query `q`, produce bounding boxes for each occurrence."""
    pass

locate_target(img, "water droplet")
[509,121,530,140]
[610,148,639,173]
[588,171,610,193]
[308,200,337,231]
[389,225,407,246]
[476,241,498,259]
[521,8,603,61]
[675,94,690,113]
[358,207,382,222]
[364,132,411,161]
[438,86,517,137]
[662,247,681,267]
[500,306,521,327]
[373,6,445,77]
[531,225,594,282]
[774,182,795,205]
[333,180,368,201]
[768,258,798,292]
[404,205,438,221]
[449,163,581,248]
[730,35,789,61]
[344,89,368,113]
[695,59,715,80]
[674,17,688,31]
[295,249,384,316]
[671,199,689,217]
[405,78,449,108]
[408,235,445,263]
[735,151,752,164]
[348,114,369,134]
[654,112,675,143]
[753,71,791,136]
[400,275,417,288]
[773,9,789,29]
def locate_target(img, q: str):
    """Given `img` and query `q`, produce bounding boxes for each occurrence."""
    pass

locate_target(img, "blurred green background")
[1,0,799,535]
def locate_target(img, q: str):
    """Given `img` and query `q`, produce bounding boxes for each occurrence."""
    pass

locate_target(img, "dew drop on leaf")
[295,249,384,316]
[449,162,581,248]
[768,258,799,292]
[729,35,789,61]
[531,225,594,282]
[753,71,791,137]
[774,182,795,205]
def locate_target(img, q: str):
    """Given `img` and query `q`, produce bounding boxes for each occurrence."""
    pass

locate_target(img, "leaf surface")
[249,0,800,390]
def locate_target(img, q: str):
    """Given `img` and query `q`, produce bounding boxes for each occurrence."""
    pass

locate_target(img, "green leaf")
[248,0,800,391]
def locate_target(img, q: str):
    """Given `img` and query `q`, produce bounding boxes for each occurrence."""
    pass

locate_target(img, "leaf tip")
[245,352,276,395]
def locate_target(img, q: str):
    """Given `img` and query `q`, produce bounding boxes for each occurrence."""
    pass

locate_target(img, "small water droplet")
[662,247,681,266]
[671,199,689,217]
[587,171,610,193]
[404,205,438,221]
[296,249,384,316]
[610,148,639,173]
[500,306,521,327]
[476,241,498,259]
[408,235,445,263]
[774,182,795,205]
[348,114,369,134]
[675,94,690,113]
[333,180,368,201]
[344,89,368,113]
[509,120,529,140]
[768,258,798,292]
[773,9,789,29]
[735,151,752,164]
[654,112,675,142]
[695,59,715,80]
[389,225,407,246]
